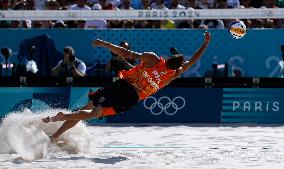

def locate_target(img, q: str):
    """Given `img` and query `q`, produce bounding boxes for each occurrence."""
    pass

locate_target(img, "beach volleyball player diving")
[42,31,212,142]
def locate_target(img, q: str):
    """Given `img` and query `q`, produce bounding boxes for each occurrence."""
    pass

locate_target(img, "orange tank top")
[119,58,176,100]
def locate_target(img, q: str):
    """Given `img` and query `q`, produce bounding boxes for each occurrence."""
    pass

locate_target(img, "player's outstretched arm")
[179,32,211,75]
[93,39,141,60]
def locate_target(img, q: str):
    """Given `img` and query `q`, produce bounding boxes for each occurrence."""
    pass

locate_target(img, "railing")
[0,9,283,20]
[0,77,283,87]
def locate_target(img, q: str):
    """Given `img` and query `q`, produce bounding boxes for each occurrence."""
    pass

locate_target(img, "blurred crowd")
[51,42,138,77]
[0,0,284,29]
[0,42,138,77]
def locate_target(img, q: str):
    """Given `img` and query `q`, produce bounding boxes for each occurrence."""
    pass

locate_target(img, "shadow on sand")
[50,156,128,164]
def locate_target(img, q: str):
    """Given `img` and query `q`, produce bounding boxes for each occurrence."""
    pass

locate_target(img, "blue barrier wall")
[1,87,284,124]
[0,29,284,77]
[222,88,284,123]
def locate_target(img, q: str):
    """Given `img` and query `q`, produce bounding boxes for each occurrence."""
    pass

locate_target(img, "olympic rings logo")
[64,12,78,18]
[262,10,273,17]
[143,96,186,116]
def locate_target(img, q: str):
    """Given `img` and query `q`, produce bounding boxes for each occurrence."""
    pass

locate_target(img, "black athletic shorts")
[88,79,139,113]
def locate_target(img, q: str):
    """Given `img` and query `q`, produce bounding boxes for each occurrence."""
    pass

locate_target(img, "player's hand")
[92,39,103,47]
[204,31,211,44]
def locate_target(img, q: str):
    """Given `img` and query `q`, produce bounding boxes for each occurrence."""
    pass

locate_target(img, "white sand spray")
[0,109,92,162]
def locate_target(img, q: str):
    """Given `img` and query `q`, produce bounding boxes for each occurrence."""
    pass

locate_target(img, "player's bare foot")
[49,135,57,143]
[42,116,51,123]
[42,112,65,123]
[49,135,58,144]
[51,112,65,122]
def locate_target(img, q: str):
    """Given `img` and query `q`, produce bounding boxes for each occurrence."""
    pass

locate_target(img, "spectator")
[45,0,60,10]
[277,19,284,28]
[32,12,53,29]
[278,0,284,8]
[108,18,124,28]
[23,19,32,28]
[41,0,60,28]
[68,0,90,29]
[60,5,68,9]
[177,19,195,28]
[0,0,11,10]
[134,20,153,28]
[171,0,185,28]
[251,19,264,28]
[153,20,162,28]
[26,0,36,10]
[187,0,196,8]
[202,19,225,29]
[161,20,176,29]
[123,20,135,28]
[198,24,209,29]
[227,0,240,8]
[240,0,251,8]
[69,0,91,10]
[215,0,228,8]
[135,0,153,28]
[171,0,186,9]
[12,0,36,10]
[32,20,44,28]
[85,3,108,29]
[151,0,168,9]
[1,22,12,29]
[150,0,169,29]
[10,20,21,28]
[243,19,252,28]
[141,0,151,9]
[250,0,262,8]
[11,0,25,9]
[77,19,87,28]
[109,0,121,7]
[263,19,275,28]
[195,0,215,9]
[105,41,137,76]
[119,0,133,9]
[54,20,67,28]
[52,46,86,77]
[98,0,116,9]
[57,0,66,7]
[262,0,277,8]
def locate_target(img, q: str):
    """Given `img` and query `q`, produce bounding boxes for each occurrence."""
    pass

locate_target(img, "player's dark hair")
[166,54,184,70]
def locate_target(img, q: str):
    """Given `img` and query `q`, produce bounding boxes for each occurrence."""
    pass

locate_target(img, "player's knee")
[90,108,103,118]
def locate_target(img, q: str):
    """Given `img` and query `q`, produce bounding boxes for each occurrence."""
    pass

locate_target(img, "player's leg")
[48,105,103,122]
[50,107,104,142]
[49,119,80,142]
[42,100,94,122]
[45,101,96,142]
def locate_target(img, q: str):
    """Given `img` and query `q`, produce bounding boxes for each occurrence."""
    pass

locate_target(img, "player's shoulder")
[141,52,160,61]
[173,67,183,78]
[140,52,160,66]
